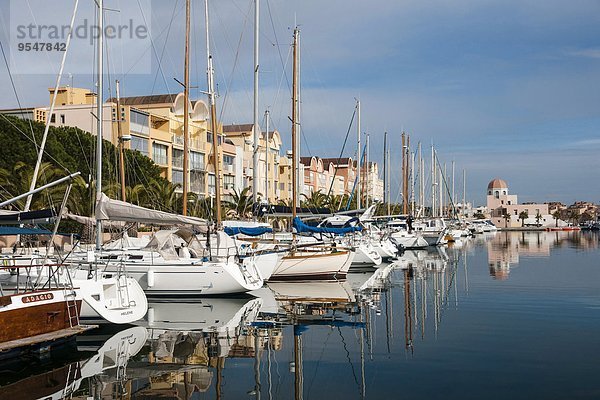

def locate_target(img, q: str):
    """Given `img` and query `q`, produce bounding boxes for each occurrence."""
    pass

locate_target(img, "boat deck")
[0,325,97,353]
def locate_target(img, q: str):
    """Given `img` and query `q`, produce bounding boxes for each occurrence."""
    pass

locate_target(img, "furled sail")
[95,193,208,231]
[293,217,362,235]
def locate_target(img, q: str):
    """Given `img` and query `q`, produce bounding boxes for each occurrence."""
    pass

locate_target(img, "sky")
[1,0,599,206]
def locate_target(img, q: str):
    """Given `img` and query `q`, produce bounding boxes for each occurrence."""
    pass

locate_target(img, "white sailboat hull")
[75,274,148,325]
[351,244,382,266]
[270,249,354,281]
[101,261,264,296]
[390,232,429,249]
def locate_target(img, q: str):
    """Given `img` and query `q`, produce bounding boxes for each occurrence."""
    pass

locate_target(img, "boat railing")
[0,262,75,295]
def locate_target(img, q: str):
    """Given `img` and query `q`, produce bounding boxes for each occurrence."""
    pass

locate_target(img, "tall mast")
[182,0,191,216]
[451,160,455,217]
[406,135,410,214]
[205,0,222,226]
[116,80,126,201]
[264,109,269,202]
[401,132,407,214]
[463,169,466,218]
[387,137,391,215]
[95,0,104,250]
[291,28,299,220]
[431,144,435,218]
[410,150,415,216]
[383,131,387,213]
[356,99,361,210]
[365,132,369,208]
[252,0,260,203]
[25,1,79,212]
[418,142,423,216]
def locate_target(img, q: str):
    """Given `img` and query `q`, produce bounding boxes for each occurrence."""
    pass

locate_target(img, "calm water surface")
[1,231,599,399]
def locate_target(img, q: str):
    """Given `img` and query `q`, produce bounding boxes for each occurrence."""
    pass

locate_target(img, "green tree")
[225,187,254,219]
[535,212,542,227]
[518,211,529,227]
[552,210,561,227]
[301,190,329,209]
[503,212,511,228]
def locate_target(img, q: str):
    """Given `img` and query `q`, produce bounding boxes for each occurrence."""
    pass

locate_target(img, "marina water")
[1,230,598,399]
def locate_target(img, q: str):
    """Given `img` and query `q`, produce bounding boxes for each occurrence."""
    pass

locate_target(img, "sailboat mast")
[401,132,407,214]
[463,169,466,218]
[356,99,361,210]
[418,142,423,216]
[95,0,104,250]
[24,0,80,212]
[406,135,410,214]
[205,0,222,226]
[452,160,455,217]
[410,150,415,215]
[386,134,391,215]
[265,109,269,202]
[365,132,369,208]
[291,28,299,219]
[182,0,190,216]
[383,131,388,214]
[252,0,260,204]
[431,144,435,218]
[116,80,126,201]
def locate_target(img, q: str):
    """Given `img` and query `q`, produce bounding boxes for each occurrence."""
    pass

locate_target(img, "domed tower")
[487,178,508,199]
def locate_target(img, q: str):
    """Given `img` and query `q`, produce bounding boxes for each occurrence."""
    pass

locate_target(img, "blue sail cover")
[293,217,362,235]
[0,226,53,236]
[224,226,273,236]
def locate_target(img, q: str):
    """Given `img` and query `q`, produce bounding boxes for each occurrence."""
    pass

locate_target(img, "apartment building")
[1,86,384,206]
[222,124,285,203]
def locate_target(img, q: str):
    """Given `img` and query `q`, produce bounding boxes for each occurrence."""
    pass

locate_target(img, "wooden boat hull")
[270,250,354,281]
[0,289,82,346]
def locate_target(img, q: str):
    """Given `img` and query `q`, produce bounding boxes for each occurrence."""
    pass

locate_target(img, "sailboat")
[267,27,355,280]
[66,0,277,296]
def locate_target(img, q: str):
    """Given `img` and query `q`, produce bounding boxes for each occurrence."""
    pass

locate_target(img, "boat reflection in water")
[0,247,473,399]
[0,326,147,400]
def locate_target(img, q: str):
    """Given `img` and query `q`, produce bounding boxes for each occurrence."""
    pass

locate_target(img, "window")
[50,113,56,123]
[172,149,183,169]
[206,132,222,144]
[60,114,65,124]
[224,174,235,191]
[514,210,518,215]
[223,154,235,166]
[190,151,205,171]
[495,191,499,199]
[172,170,183,185]
[190,171,205,193]
[130,109,149,135]
[130,136,148,156]
[208,174,216,195]
[152,143,168,165]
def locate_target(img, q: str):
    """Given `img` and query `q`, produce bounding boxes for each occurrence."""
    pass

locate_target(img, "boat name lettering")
[22,293,54,303]
[121,310,133,316]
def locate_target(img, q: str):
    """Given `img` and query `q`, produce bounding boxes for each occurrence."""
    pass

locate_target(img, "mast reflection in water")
[2,230,600,399]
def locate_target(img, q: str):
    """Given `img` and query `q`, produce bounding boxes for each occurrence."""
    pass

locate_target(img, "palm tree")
[144,179,181,211]
[301,190,328,209]
[225,187,254,219]
[503,212,511,228]
[518,211,529,227]
[0,161,66,210]
[186,192,214,219]
[552,210,561,227]
[535,212,542,227]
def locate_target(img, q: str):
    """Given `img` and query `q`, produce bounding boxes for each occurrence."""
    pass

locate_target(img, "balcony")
[172,134,184,146]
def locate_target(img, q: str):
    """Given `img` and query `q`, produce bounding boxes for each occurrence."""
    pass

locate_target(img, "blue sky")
[1,0,599,205]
